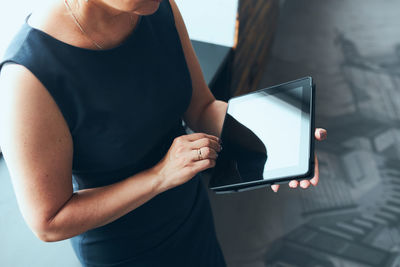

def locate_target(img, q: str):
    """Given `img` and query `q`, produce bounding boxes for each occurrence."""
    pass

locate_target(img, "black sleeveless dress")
[0,1,226,266]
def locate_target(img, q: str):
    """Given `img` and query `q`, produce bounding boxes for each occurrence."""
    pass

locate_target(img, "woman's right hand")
[152,133,222,193]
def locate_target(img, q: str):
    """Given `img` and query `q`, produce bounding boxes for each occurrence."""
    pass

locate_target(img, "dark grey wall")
[208,0,400,266]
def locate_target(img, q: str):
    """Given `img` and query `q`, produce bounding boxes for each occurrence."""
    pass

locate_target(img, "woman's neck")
[65,0,137,38]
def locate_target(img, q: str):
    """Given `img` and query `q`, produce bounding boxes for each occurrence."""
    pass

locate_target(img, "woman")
[0,0,327,266]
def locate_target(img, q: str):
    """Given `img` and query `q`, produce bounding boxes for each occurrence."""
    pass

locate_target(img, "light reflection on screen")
[229,87,303,174]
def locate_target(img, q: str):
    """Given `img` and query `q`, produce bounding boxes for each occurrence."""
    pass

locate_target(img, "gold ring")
[197,148,203,160]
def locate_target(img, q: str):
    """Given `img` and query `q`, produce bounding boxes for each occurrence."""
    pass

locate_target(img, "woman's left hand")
[271,128,327,193]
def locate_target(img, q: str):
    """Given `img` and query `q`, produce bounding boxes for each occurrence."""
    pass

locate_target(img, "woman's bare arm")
[168,0,227,137]
[0,64,168,242]
[0,63,219,242]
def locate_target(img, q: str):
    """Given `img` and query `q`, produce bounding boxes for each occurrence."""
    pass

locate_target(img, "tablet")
[208,77,315,193]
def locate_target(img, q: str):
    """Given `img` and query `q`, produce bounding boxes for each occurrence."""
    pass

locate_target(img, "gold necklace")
[64,0,103,49]
[63,0,136,50]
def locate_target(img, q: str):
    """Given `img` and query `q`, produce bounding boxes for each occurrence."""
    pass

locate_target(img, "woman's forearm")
[39,100,227,242]
[196,100,228,137]
[39,167,162,242]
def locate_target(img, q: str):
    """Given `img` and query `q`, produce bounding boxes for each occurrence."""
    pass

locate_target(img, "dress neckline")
[24,13,143,53]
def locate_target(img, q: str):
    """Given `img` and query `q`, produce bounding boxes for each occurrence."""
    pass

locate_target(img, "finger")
[190,137,221,153]
[190,158,216,173]
[191,147,218,161]
[288,180,298,188]
[271,184,279,192]
[310,153,319,186]
[315,128,327,141]
[184,132,220,143]
[300,179,311,189]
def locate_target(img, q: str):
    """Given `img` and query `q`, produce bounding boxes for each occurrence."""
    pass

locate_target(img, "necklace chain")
[64,0,136,50]
[64,0,103,49]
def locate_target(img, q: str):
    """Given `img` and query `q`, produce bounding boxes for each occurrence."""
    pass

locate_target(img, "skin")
[0,0,327,243]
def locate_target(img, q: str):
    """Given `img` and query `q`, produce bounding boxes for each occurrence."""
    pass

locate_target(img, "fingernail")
[220,145,223,151]
[300,181,309,188]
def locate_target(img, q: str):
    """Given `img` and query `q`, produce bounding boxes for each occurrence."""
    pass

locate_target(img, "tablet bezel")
[208,77,315,193]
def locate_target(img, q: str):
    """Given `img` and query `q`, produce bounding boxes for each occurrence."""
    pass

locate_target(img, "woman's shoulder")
[26,3,89,50]
[0,4,77,136]
[1,3,70,68]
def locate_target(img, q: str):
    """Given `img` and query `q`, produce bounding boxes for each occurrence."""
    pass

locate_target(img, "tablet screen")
[209,77,313,190]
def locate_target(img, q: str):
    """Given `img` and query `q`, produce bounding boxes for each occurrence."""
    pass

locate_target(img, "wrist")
[149,162,167,195]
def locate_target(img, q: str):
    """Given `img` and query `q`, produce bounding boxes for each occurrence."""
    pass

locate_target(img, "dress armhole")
[0,60,76,135]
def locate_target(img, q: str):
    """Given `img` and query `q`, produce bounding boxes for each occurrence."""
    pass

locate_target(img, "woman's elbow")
[35,231,57,243]
[30,219,66,242]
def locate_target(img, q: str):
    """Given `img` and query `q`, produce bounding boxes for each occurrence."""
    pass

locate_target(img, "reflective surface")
[210,82,313,190]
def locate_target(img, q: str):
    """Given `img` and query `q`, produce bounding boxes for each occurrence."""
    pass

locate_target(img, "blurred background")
[1,0,400,266]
